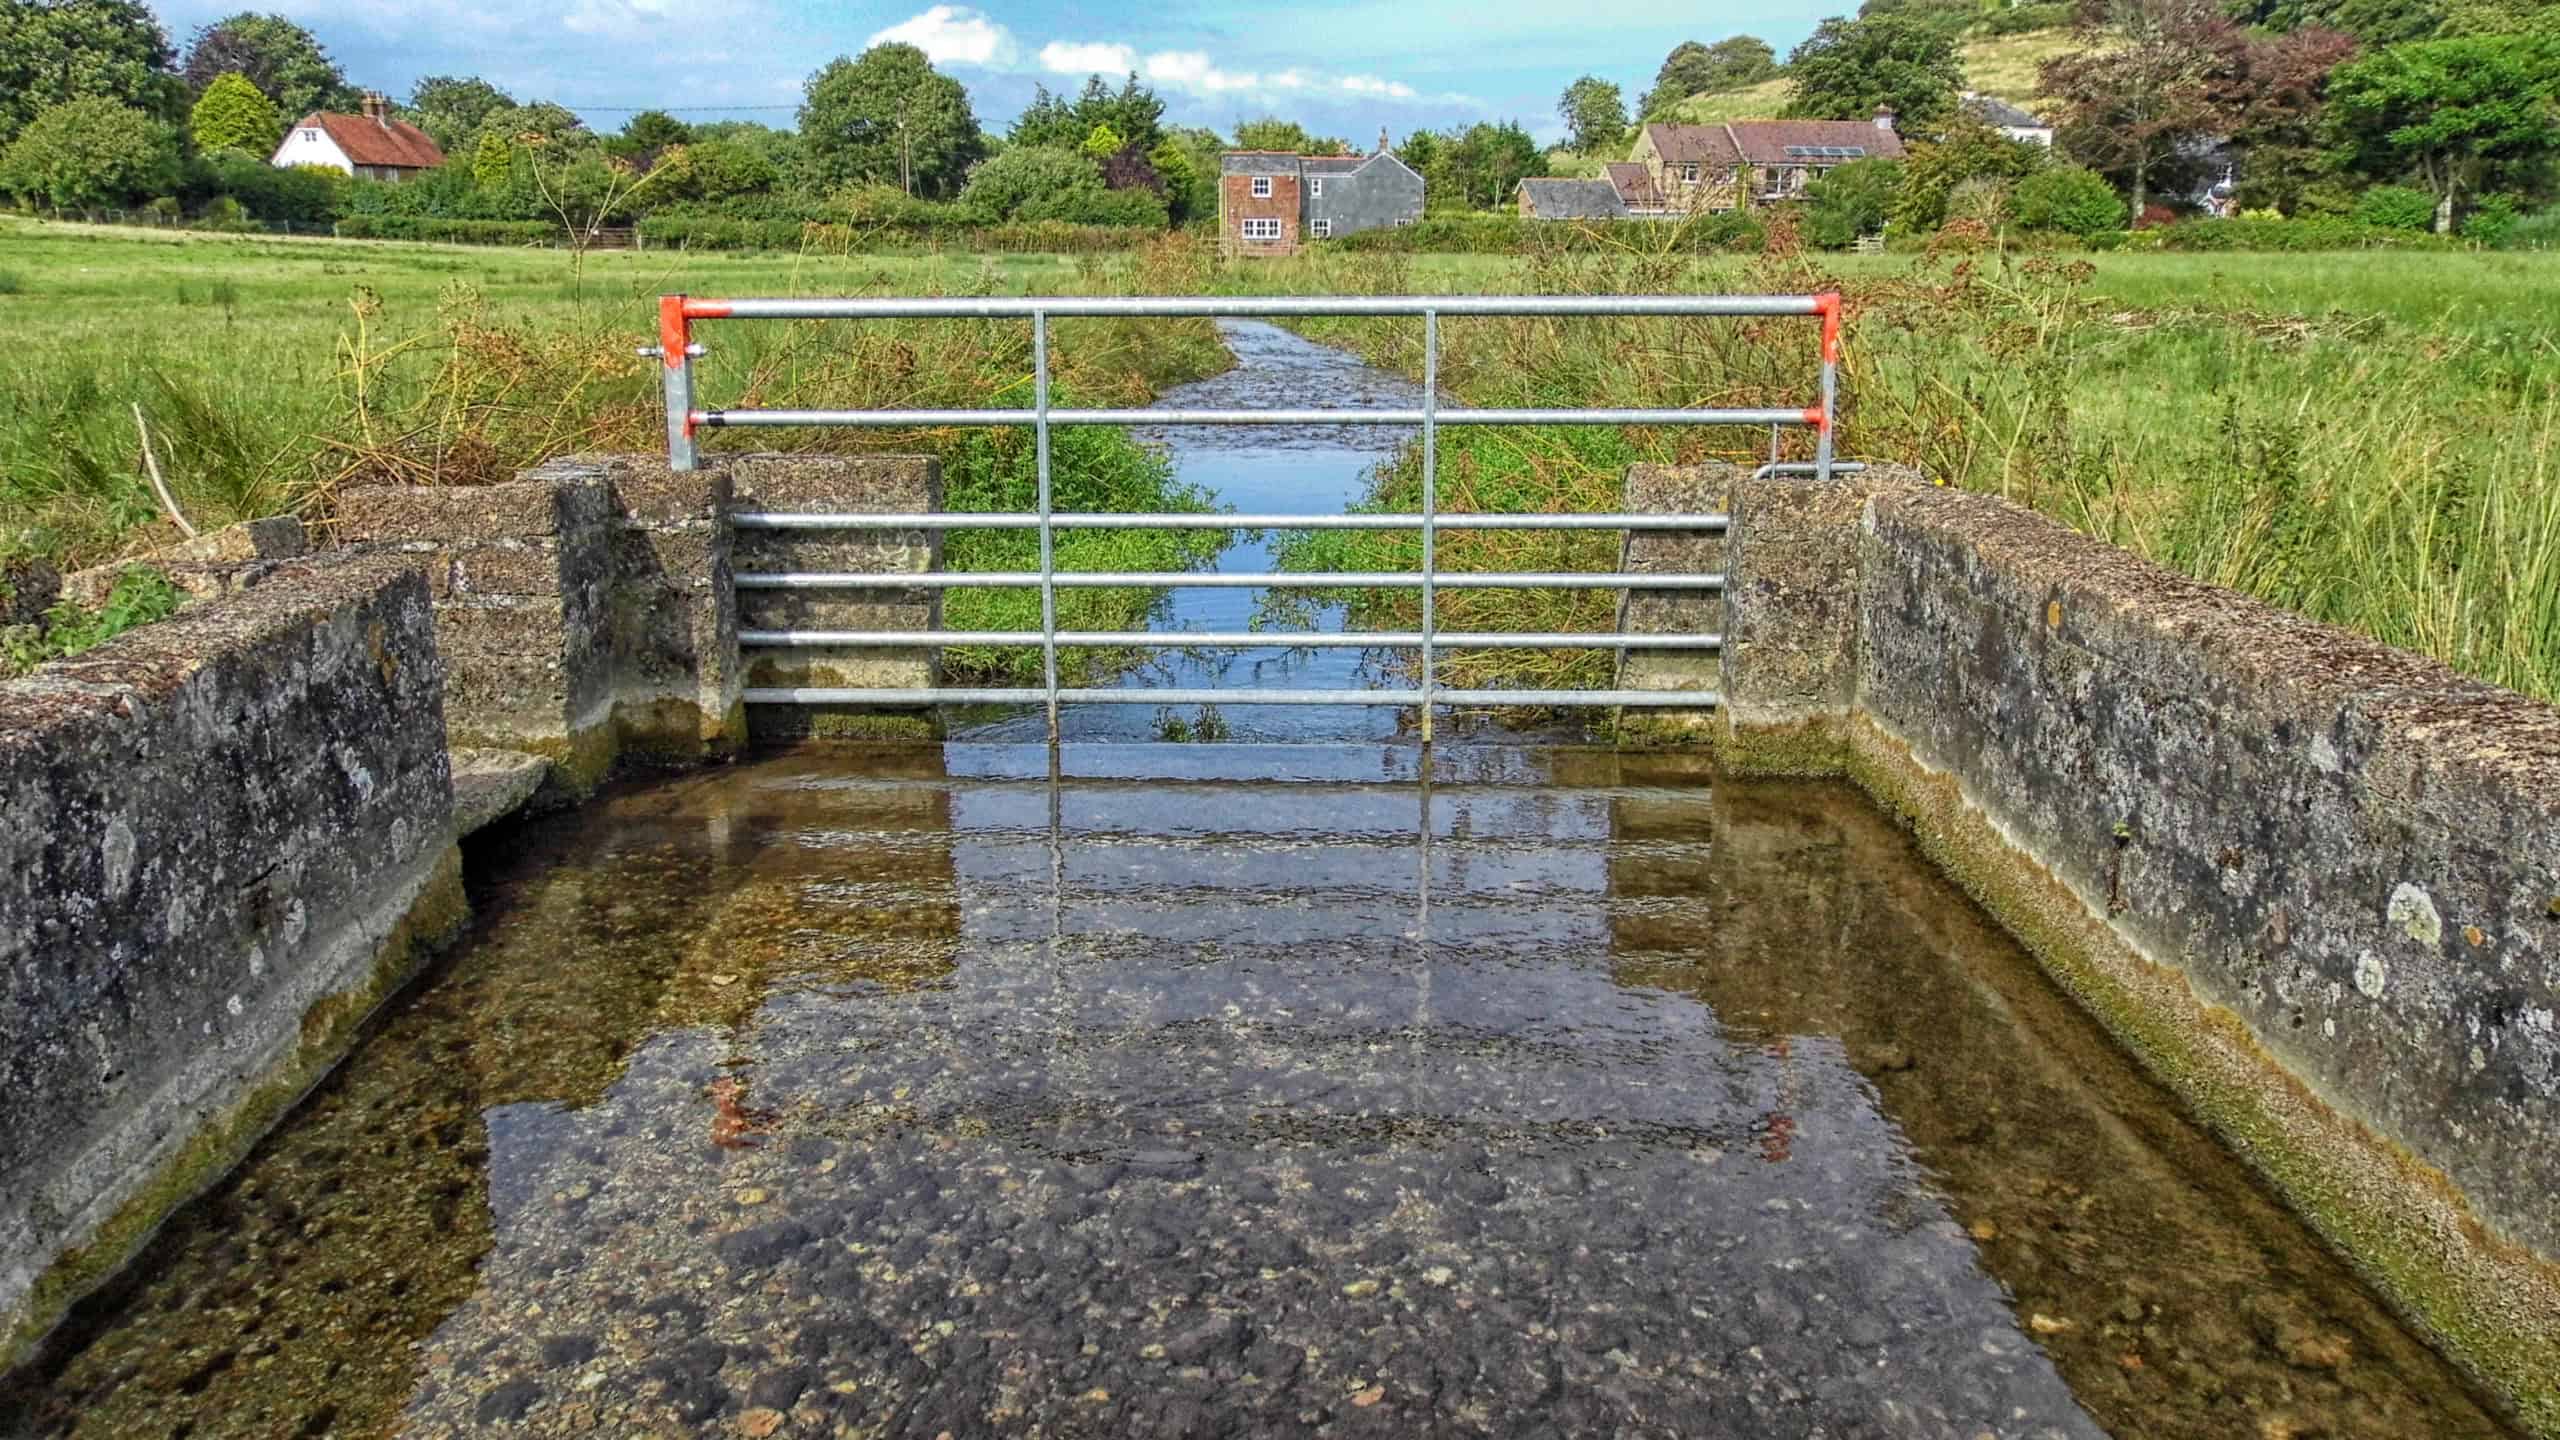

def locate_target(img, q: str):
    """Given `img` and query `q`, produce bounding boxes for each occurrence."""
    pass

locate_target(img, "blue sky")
[151,0,1844,145]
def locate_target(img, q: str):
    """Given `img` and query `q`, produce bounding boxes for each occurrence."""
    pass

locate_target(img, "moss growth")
[755,708,943,743]
[611,695,746,768]
[1707,716,1854,777]
[1838,719,2560,1436]
[5,846,469,1371]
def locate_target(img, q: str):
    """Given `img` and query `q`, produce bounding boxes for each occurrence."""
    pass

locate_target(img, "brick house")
[1219,135,1425,256]
[269,92,446,183]
[1627,112,1904,212]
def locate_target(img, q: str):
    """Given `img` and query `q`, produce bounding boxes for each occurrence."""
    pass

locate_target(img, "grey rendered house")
[1220,137,1425,255]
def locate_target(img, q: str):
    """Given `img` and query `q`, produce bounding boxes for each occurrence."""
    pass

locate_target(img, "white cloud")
[866,5,1016,68]
[1340,74,1417,99]
[1142,50,1261,96]
[1038,40,1137,75]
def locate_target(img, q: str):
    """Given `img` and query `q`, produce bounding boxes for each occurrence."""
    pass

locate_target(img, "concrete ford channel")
[2,443,2555,1434]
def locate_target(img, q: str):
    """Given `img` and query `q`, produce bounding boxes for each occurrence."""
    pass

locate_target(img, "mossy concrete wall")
[0,556,468,1365]
[1661,468,2560,1431]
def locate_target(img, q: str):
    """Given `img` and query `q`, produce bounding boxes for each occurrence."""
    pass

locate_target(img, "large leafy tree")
[2209,25,2359,211]
[189,71,279,153]
[2325,31,2560,228]
[1641,37,1780,117]
[179,12,350,121]
[2230,0,2449,44]
[1783,14,1965,132]
[0,0,180,145]
[409,76,515,151]
[618,109,692,153]
[0,95,179,207]
[1231,117,1348,155]
[1889,115,2049,229]
[1803,155,1904,246]
[799,43,983,196]
[1557,75,1630,153]
[1419,120,1544,209]
[2041,0,2231,215]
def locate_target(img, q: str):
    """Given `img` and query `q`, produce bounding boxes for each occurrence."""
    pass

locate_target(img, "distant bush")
[188,152,346,225]
[2132,203,2178,230]
[2010,165,2124,237]
[2493,205,2560,251]
[2151,217,2458,251]
[2351,185,2438,232]
[1336,212,1763,254]
[633,213,1156,254]
[334,215,557,245]
[1977,2,2071,32]
[2460,194,2522,246]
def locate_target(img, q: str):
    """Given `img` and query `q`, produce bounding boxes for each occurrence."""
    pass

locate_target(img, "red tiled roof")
[296,111,446,170]
[1605,162,1663,207]
[1641,124,1740,167]
[1725,120,1905,163]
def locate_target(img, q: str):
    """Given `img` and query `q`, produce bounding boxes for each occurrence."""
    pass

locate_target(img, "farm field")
[2,217,2554,704]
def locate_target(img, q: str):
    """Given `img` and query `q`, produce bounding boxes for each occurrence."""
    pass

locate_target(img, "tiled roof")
[1605,162,1664,208]
[1724,120,1905,163]
[296,111,446,170]
[1520,178,1627,219]
[1964,93,2049,129]
[1641,124,1741,167]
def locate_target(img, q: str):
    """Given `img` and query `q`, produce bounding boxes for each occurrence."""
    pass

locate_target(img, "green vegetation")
[2,564,184,676]
[186,72,276,155]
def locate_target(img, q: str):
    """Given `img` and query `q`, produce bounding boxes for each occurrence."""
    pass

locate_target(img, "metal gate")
[647,293,1844,740]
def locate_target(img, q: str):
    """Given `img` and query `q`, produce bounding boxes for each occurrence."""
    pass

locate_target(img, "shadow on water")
[2,743,2521,1439]
[954,319,1429,745]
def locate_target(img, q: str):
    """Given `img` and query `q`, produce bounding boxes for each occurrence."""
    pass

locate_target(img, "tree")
[470,130,511,188]
[1641,37,1781,116]
[1080,121,1125,160]
[1075,72,1164,153]
[1890,115,2049,229]
[2230,0,2448,44]
[1558,76,1629,153]
[0,96,178,208]
[2011,164,2128,233]
[1232,117,1347,155]
[662,136,780,201]
[179,13,349,120]
[1784,14,1966,132]
[2325,31,2560,228]
[2041,0,2231,215]
[188,71,278,153]
[956,141,1165,225]
[619,109,692,153]
[0,0,180,145]
[2210,26,2359,211]
[1428,121,1545,209]
[1100,141,1165,197]
[799,43,984,196]
[408,76,514,151]
[1803,155,1904,245]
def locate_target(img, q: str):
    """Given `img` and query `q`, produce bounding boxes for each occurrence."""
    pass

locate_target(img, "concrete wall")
[0,555,468,1361]
[1662,468,2560,1432]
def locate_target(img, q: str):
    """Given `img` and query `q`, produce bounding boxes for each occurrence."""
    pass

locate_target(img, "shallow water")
[956,319,1428,745]
[3,744,2518,1439]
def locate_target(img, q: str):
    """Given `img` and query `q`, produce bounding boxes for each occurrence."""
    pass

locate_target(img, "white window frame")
[1309,218,1332,238]
[1679,163,1698,184]
[1241,217,1283,242]
[302,128,320,142]
[1251,176,1272,198]
[1310,177,1324,198]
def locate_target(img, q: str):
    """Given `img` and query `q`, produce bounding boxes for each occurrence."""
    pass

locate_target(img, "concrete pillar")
[1614,462,1735,739]
[724,454,943,744]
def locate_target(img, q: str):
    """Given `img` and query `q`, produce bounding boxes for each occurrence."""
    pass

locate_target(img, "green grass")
[5,218,2555,708]
[1662,26,2077,123]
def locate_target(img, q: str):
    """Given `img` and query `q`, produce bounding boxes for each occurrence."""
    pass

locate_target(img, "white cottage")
[270,92,447,182]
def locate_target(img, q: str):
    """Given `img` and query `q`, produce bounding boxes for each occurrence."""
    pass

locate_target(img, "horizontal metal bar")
[743,686,1722,707]
[688,294,1822,320]
[740,629,1724,650]
[731,511,1729,533]
[697,406,1814,430]
[735,571,1726,591]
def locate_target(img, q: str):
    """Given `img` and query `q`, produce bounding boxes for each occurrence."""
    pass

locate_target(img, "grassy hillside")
[1661,26,2077,124]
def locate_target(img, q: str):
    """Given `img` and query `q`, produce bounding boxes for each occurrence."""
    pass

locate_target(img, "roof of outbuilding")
[1520,178,1627,219]
[291,111,447,170]
[1964,93,2050,129]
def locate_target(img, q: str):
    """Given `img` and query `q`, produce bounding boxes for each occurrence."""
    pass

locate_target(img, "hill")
[1659,26,2079,125]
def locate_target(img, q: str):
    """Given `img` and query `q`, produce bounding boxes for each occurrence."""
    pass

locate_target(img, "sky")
[150,0,1846,146]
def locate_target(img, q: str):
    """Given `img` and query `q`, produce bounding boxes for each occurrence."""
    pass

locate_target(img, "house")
[1627,112,1905,211]
[270,92,446,183]
[1964,93,2054,147]
[1518,178,1625,220]
[1219,130,1425,256]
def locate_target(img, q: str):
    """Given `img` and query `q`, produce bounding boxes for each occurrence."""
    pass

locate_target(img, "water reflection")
[2,745,2517,1439]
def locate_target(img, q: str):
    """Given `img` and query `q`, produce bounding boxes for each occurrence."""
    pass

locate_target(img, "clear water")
[2,745,2520,1439]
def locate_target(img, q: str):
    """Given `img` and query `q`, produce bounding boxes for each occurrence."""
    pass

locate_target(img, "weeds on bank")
[1,566,185,677]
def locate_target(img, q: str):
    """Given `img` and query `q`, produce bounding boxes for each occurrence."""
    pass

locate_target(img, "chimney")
[362,91,388,126]
[1872,105,1896,134]
[1378,125,1391,155]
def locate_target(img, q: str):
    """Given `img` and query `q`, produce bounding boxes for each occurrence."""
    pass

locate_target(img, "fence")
[649,293,1845,740]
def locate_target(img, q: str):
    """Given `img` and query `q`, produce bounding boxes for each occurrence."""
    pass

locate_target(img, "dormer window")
[301,128,319,142]
[1251,176,1272,198]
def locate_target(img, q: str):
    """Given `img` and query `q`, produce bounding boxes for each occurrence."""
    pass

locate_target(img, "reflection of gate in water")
[646,292,1846,740]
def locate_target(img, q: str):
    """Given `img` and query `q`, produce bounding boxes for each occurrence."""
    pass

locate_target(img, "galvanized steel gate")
[648,293,1845,741]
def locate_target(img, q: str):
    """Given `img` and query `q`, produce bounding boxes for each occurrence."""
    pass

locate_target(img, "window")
[1310,218,1332,238]
[1310,177,1324,198]
[1251,176,1272,198]
[1241,217,1283,241]
[1679,163,1698,184]
[301,128,319,142]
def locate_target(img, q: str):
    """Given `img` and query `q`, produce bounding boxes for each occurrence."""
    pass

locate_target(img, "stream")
[956,319,1425,744]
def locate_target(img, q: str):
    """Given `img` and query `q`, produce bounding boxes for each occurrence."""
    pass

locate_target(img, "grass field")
[3,218,2554,705]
